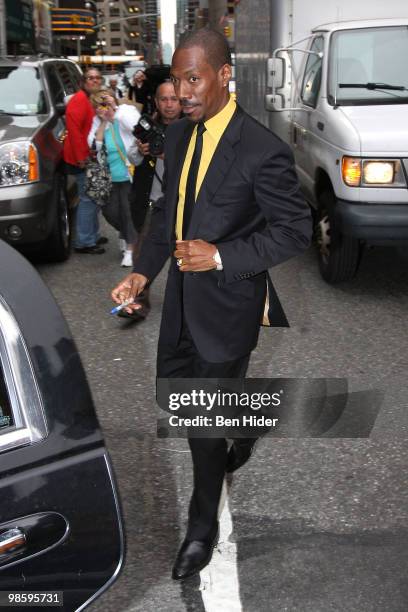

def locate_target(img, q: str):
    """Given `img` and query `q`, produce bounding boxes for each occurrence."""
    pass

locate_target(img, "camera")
[133,114,165,156]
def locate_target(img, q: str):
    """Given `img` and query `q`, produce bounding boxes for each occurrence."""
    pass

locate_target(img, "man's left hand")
[174,240,217,272]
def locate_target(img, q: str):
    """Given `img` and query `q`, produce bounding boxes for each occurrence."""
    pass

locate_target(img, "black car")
[0,57,82,262]
[0,239,124,610]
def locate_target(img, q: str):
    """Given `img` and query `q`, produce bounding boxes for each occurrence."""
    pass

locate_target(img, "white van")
[236,0,408,282]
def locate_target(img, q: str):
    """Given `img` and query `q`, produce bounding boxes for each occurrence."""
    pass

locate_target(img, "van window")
[329,26,408,106]
[301,37,323,107]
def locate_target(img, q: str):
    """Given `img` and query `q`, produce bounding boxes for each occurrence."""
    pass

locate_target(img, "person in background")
[127,69,153,114]
[108,75,123,99]
[63,67,107,254]
[123,80,183,319]
[88,90,141,267]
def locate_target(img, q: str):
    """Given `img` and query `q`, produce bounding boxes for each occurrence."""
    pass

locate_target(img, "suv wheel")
[316,189,361,283]
[42,175,71,262]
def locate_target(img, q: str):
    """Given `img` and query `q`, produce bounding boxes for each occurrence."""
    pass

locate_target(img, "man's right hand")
[136,139,150,156]
[111,273,148,313]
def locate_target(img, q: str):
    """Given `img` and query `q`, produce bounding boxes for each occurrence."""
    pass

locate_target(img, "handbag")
[85,143,112,204]
[110,124,135,178]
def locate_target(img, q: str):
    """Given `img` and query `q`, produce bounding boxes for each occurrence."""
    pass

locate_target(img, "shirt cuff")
[213,249,223,271]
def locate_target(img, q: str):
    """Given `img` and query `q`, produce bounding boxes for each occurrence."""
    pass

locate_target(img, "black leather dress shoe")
[96,236,109,245]
[226,439,258,473]
[74,245,105,254]
[172,528,219,580]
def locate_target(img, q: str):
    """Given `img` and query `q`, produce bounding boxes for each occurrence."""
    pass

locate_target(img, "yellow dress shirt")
[175,96,237,240]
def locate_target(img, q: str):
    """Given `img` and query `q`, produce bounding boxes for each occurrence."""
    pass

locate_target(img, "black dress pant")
[157,318,250,541]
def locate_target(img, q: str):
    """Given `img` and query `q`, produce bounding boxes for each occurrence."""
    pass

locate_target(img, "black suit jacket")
[134,105,312,362]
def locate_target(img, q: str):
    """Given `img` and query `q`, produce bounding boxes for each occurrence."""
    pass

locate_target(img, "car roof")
[0,56,79,68]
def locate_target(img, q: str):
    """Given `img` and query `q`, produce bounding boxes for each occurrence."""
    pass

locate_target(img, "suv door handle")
[0,528,26,556]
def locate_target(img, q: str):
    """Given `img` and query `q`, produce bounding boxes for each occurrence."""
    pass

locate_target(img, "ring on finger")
[177,258,183,267]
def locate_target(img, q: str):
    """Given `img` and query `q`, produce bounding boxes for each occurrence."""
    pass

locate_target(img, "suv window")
[0,66,47,116]
[301,37,324,107]
[57,62,79,96]
[66,62,82,91]
[44,64,65,105]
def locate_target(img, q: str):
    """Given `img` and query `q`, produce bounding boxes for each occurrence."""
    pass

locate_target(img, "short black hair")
[81,66,101,87]
[176,27,231,71]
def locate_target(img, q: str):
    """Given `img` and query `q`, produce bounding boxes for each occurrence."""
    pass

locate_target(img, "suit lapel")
[186,106,245,240]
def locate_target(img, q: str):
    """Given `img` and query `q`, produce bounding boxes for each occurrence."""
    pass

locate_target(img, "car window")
[0,366,13,430]
[301,37,324,107]
[57,63,79,96]
[44,64,65,105]
[0,66,47,116]
[0,296,47,453]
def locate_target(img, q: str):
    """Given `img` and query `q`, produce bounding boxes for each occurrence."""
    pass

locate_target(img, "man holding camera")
[124,81,182,318]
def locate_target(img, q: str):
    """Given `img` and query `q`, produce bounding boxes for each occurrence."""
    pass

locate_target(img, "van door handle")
[0,528,26,556]
[317,121,325,131]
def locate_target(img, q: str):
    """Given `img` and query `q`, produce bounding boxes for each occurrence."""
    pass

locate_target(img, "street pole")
[77,37,81,62]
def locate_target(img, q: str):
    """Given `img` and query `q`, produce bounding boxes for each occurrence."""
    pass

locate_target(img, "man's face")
[109,79,118,89]
[134,70,145,85]
[155,82,182,123]
[83,70,102,94]
[170,45,231,122]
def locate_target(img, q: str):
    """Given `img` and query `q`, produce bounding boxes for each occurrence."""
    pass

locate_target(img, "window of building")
[111,38,121,46]
[110,23,120,32]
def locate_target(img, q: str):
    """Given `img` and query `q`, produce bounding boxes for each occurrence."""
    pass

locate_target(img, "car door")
[0,240,124,611]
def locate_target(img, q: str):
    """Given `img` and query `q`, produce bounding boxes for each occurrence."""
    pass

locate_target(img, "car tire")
[316,189,361,283]
[42,175,72,263]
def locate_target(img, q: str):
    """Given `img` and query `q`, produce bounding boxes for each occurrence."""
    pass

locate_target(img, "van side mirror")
[266,57,287,111]
[265,94,284,111]
[267,57,285,89]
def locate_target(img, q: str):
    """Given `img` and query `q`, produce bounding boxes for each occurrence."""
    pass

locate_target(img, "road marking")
[199,480,243,611]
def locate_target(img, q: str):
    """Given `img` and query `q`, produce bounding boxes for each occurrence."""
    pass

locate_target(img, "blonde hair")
[90,88,118,108]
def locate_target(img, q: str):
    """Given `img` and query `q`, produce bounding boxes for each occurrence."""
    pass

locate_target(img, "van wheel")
[316,189,361,283]
[43,176,72,262]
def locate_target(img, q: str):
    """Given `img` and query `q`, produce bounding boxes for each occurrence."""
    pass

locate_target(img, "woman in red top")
[63,68,107,254]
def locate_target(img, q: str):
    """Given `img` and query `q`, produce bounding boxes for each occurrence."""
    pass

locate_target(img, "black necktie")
[182,122,206,238]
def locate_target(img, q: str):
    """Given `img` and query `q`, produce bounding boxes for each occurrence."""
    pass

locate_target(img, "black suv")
[0,57,82,262]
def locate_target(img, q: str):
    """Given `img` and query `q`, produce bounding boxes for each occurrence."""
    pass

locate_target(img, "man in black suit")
[112,28,312,580]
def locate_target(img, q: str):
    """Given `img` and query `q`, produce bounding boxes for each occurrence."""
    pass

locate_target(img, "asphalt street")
[36,220,408,612]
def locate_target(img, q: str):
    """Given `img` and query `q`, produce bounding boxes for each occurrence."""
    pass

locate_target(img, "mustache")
[180,101,198,107]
